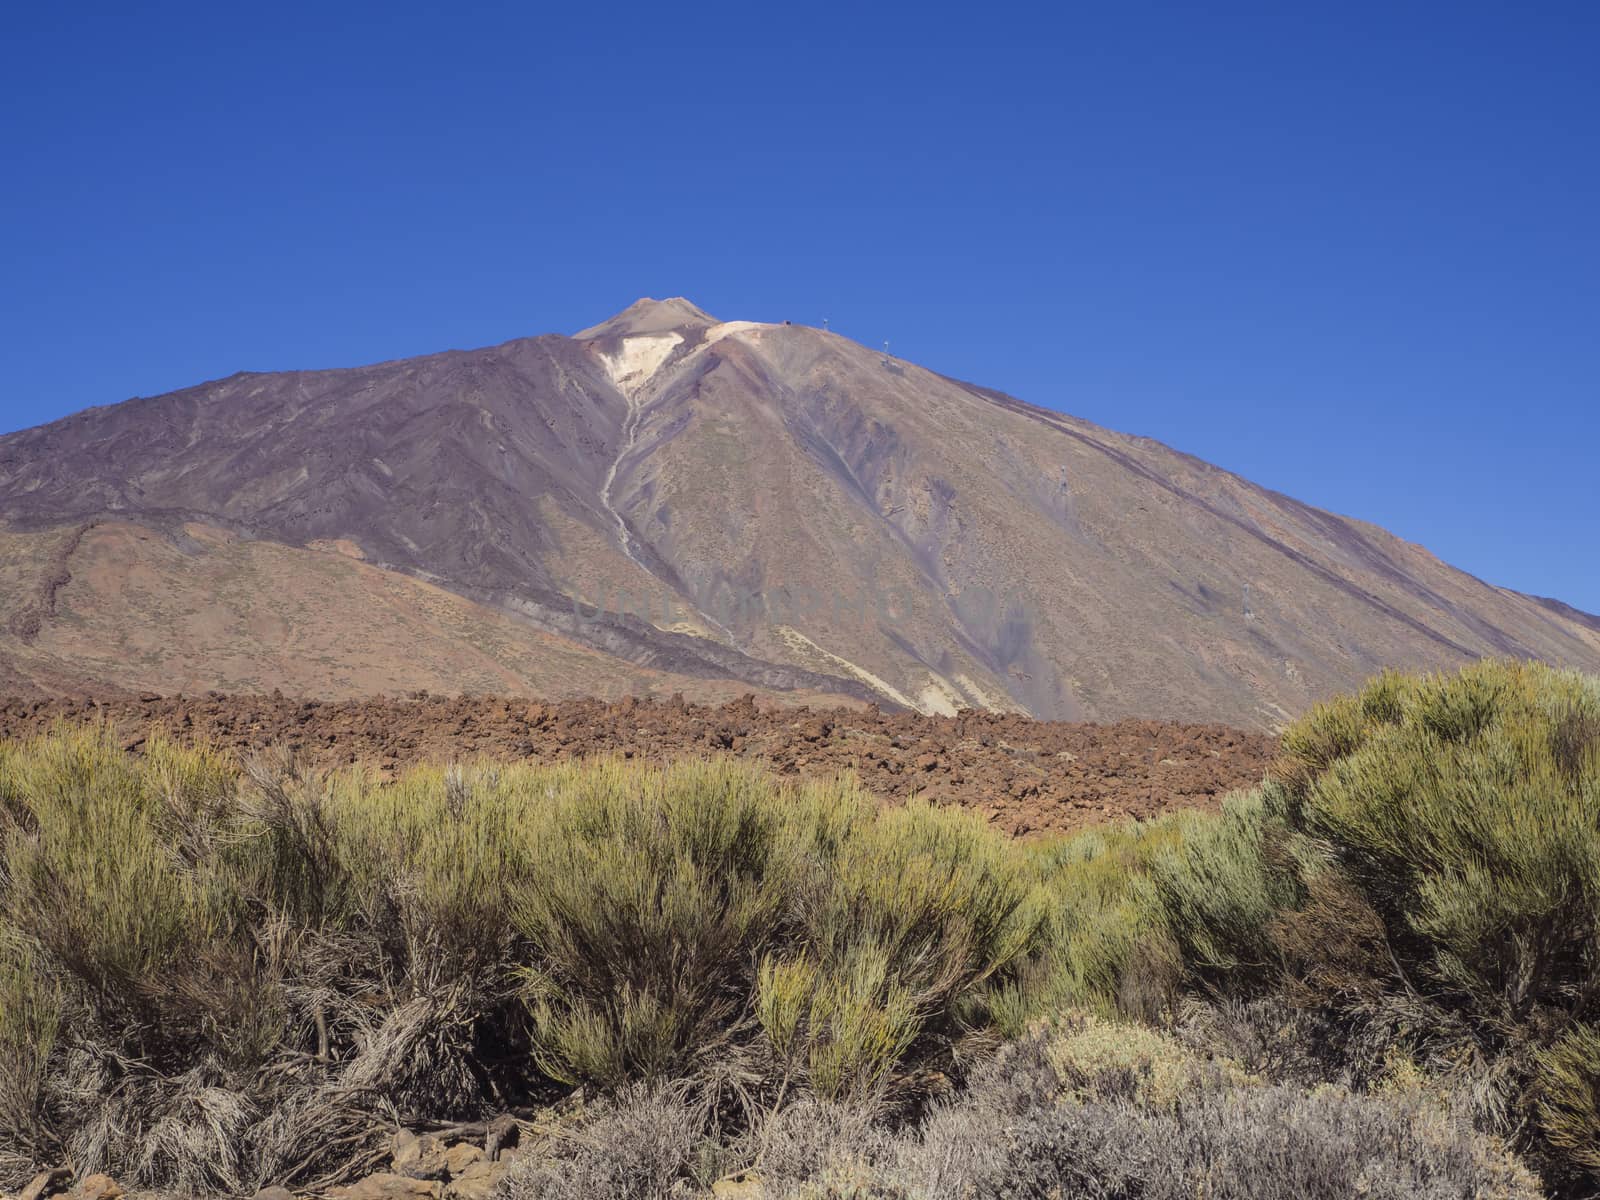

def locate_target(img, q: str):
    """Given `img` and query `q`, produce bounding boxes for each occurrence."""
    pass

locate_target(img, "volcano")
[2,297,1595,727]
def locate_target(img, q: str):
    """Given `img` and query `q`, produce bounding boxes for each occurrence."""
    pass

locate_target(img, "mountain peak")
[576,296,720,340]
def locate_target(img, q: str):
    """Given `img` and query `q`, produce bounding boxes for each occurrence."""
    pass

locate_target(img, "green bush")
[758,800,1046,1100]
[1206,660,1600,1194]
[1534,1023,1600,1174]
[0,731,1058,1191]
[512,758,820,1086]
[507,761,1047,1100]
[328,760,543,980]
[0,928,58,1170]
[1011,818,1179,1024]
[1285,663,1600,1022]
[0,728,281,1068]
[1149,783,1299,985]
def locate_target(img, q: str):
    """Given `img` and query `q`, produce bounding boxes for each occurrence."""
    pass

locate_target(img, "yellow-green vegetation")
[1043,1010,1254,1108]
[0,734,1052,1192]
[1146,659,1600,1195]
[1,659,1597,1198]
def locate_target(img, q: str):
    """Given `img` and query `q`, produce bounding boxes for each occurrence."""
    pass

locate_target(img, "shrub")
[0,928,59,1171]
[498,1084,707,1200]
[788,1023,1537,1199]
[0,733,1061,1191]
[1171,995,1346,1089]
[510,759,823,1086]
[759,800,1047,1101]
[1278,662,1600,1022]
[1045,1009,1252,1108]
[4,664,1584,1196]
[1148,783,1301,987]
[0,727,280,1069]
[1199,660,1600,1194]
[1012,818,1180,1024]
[324,759,544,981]
[647,1020,1539,1200]
[1533,1024,1600,1174]
[758,949,922,1103]
[500,760,1048,1098]
[747,1097,890,1194]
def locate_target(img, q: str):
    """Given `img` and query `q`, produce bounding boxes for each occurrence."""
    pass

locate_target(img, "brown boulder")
[72,1178,121,1200]
[444,1161,508,1200]
[800,717,831,742]
[441,1143,484,1177]
[392,1131,450,1180]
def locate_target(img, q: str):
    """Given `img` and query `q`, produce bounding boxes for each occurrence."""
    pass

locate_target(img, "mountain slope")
[2,298,1595,726]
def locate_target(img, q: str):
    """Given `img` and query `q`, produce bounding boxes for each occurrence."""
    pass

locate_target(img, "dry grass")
[497,1017,1540,1200]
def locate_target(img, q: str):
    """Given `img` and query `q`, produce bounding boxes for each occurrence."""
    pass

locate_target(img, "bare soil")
[0,692,1277,836]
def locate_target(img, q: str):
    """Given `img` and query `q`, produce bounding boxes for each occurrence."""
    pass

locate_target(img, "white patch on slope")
[595,324,771,573]
[917,676,965,718]
[955,672,1029,715]
[776,626,920,710]
[597,333,684,570]
[599,332,683,397]
[703,320,771,346]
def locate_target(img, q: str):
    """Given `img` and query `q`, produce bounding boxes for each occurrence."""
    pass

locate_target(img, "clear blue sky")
[3,2,1596,612]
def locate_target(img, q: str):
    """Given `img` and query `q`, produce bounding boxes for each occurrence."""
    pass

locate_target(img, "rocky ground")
[0,691,1276,836]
